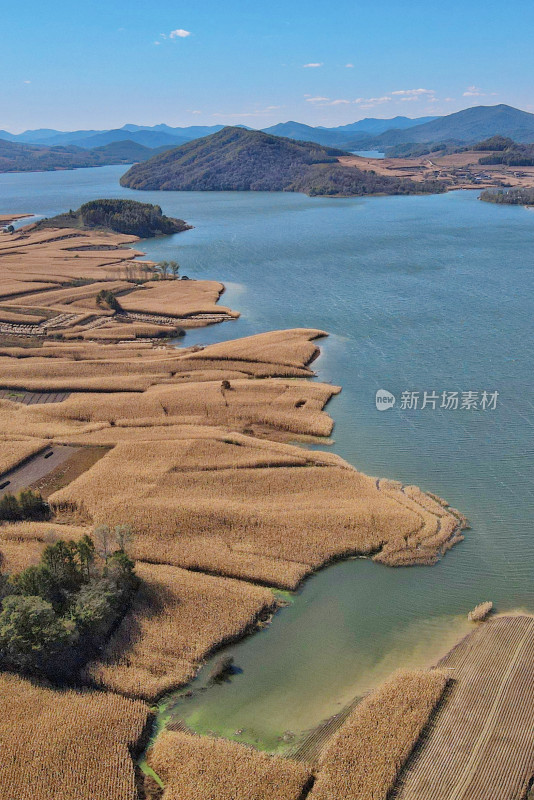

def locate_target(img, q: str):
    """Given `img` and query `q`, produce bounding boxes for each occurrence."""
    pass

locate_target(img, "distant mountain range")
[0,124,230,149]
[0,138,173,173]
[2,105,534,174]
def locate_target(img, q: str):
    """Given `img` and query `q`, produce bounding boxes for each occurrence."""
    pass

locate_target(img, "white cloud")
[303,62,323,68]
[345,63,354,68]
[170,29,191,38]
[23,80,31,84]
[354,96,392,108]
[188,110,202,114]
[154,41,161,45]
[463,85,484,96]
[392,88,435,96]
[305,96,351,106]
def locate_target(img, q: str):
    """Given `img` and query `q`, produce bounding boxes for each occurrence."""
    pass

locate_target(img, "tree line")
[0,525,137,680]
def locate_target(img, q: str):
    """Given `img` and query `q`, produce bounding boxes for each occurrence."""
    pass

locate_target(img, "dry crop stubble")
[309,669,448,800]
[393,616,534,800]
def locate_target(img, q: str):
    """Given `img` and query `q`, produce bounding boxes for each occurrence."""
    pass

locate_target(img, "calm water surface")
[1,166,533,750]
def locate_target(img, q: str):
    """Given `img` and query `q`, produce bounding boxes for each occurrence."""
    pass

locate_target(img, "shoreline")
[0,210,474,789]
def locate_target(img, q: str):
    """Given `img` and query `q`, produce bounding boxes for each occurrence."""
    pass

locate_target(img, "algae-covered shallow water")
[1,166,533,750]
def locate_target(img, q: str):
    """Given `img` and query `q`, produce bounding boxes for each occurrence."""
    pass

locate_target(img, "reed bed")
[36,379,339,437]
[0,228,140,284]
[0,280,58,299]
[309,669,448,800]
[0,375,164,392]
[393,616,534,800]
[85,561,276,699]
[0,520,89,571]
[0,401,109,441]
[146,730,312,800]
[49,437,454,588]
[83,322,180,340]
[184,328,326,368]
[119,280,238,318]
[0,309,47,323]
[468,601,493,621]
[0,437,48,474]
[0,672,150,800]
[5,280,133,309]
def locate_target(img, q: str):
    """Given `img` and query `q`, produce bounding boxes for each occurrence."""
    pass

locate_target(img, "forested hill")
[121,127,347,191]
[34,199,190,238]
[120,127,444,197]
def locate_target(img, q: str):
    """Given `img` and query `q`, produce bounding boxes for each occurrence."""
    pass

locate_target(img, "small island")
[35,198,191,238]
[120,127,445,197]
[480,187,534,206]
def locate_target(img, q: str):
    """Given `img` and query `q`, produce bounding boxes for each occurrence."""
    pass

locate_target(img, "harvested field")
[146,729,312,800]
[50,435,463,589]
[309,670,448,800]
[0,671,150,800]
[393,616,534,800]
[85,561,276,699]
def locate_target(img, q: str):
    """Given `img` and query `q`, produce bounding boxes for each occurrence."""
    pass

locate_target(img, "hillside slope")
[120,127,444,197]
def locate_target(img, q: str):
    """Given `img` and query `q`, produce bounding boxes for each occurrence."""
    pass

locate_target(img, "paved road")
[0,445,78,496]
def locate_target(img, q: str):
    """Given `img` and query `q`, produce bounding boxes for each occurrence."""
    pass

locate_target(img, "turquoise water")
[351,149,386,158]
[1,166,533,749]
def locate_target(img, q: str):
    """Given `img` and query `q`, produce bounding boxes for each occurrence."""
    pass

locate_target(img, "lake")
[1,165,533,750]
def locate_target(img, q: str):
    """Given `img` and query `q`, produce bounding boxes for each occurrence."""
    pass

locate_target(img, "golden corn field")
[392,616,534,800]
[118,279,238,318]
[0,437,47,474]
[0,223,476,799]
[147,730,312,800]
[308,669,448,800]
[49,434,461,588]
[0,520,89,571]
[86,561,276,699]
[0,672,150,800]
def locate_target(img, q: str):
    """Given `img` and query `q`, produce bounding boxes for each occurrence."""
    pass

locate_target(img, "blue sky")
[2,0,533,132]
